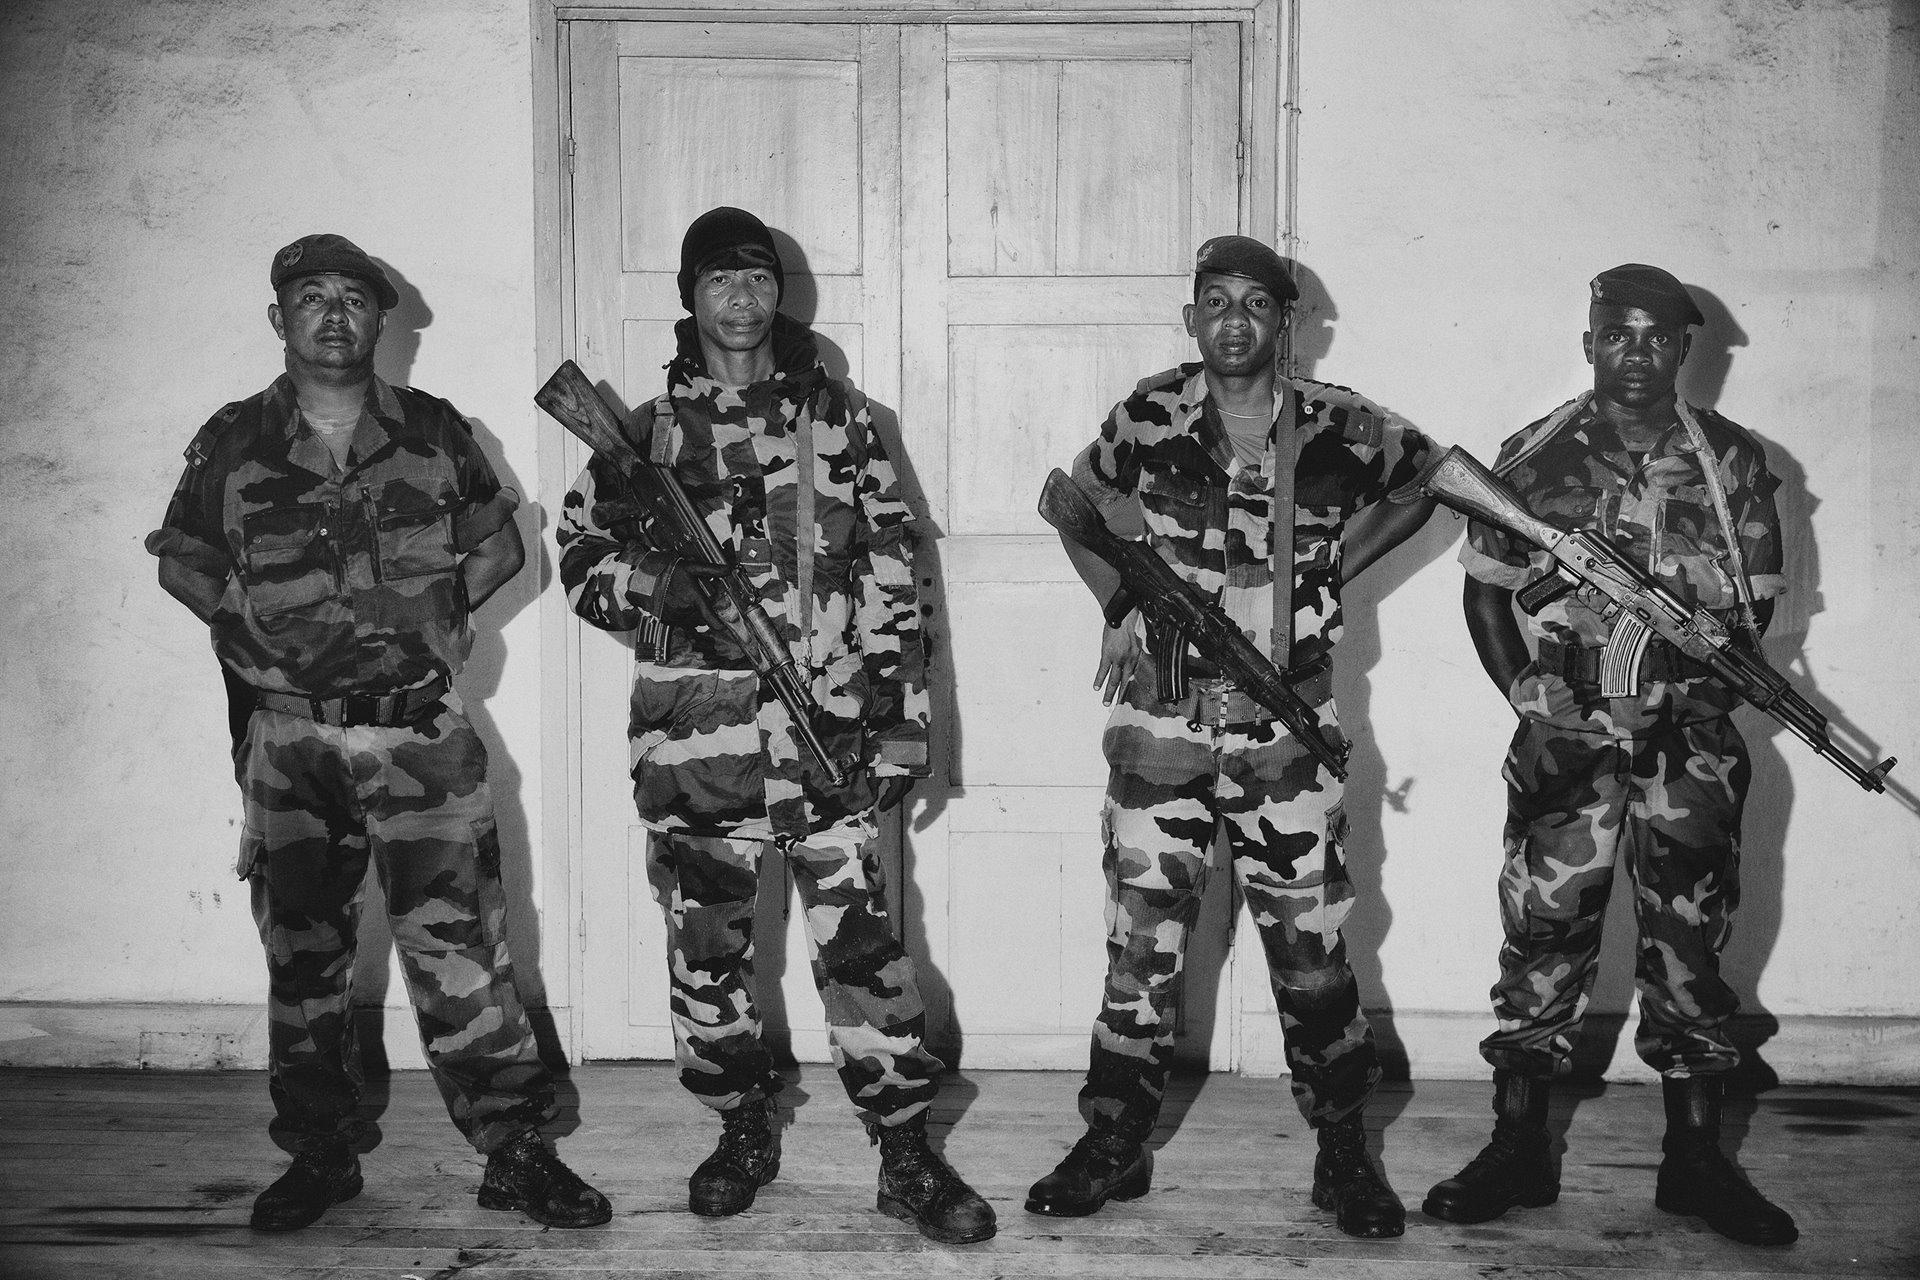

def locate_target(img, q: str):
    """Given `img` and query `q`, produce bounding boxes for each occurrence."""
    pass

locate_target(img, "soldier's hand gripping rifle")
[1039,468,1350,781]
[1392,445,1896,793]
[537,360,851,788]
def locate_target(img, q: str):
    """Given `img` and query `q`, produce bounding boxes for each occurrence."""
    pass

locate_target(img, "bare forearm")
[462,520,526,610]
[1464,576,1530,694]
[1342,496,1435,583]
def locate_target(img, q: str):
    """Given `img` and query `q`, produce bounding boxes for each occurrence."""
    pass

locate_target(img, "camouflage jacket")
[146,375,515,697]
[1076,362,1434,674]
[1460,393,1784,737]
[558,318,930,806]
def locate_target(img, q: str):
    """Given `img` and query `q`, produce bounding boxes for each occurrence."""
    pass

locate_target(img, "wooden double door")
[561,13,1265,1068]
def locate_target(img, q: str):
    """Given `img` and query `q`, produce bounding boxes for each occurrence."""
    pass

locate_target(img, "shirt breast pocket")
[241,504,333,617]
[373,482,459,582]
[1138,465,1215,537]
[1536,483,1604,525]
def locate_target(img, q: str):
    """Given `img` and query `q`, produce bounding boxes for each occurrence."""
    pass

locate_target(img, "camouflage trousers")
[1079,690,1379,1138]
[239,698,554,1154]
[645,824,941,1128]
[1482,715,1749,1079]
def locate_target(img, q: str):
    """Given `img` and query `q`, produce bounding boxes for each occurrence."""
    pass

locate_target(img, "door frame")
[529,0,1291,1062]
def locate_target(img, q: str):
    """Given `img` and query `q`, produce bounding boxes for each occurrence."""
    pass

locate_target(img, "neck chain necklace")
[1218,408,1269,420]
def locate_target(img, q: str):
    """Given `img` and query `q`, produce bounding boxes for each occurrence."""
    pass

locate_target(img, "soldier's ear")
[1680,331,1692,366]
[268,302,286,340]
[1581,330,1594,365]
[1182,302,1197,338]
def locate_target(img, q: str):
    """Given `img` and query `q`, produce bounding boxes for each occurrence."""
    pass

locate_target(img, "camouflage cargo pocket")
[241,503,333,617]
[372,479,459,582]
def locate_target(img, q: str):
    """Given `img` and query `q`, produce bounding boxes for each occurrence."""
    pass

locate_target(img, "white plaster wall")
[0,0,1914,1076]
[1297,0,1920,1050]
[0,0,551,1012]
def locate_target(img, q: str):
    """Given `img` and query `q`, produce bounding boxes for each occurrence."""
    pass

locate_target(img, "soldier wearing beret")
[1425,264,1794,1245]
[557,207,995,1244]
[1025,235,1438,1238]
[147,234,609,1232]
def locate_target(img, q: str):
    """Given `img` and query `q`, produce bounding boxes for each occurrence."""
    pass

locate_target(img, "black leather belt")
[1536,637,1709,684]
[253,672,449,728]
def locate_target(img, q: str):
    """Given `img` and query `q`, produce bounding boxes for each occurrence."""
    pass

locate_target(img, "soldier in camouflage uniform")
[1424,264,1795,1246]
[1025,236,1437,1238]
[147,234,609,1233]
[557,207,993,1245]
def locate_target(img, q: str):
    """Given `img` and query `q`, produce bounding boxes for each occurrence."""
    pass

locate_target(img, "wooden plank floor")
[2,1064,1916,1279]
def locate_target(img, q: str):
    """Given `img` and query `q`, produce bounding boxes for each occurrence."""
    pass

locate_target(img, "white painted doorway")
[552,7,1276,1069]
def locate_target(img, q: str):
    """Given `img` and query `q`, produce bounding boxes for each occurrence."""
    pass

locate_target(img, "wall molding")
[5,1002,1914,1084]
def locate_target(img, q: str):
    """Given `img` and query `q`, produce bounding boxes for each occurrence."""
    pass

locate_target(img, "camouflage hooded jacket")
[558,316,929,835]
[1460,393,1784,738]
[1075,362,1434,675]
[146,375,515,697]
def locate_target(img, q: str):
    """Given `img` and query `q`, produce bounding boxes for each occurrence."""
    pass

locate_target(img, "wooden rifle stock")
[1396,445,1896,793]
[536,360,851,788]
[1039,468,1349,781]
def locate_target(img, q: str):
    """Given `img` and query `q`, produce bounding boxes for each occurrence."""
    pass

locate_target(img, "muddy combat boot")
[251,1142,363,1232]
[1311,1110,1405,1238]
[1654,1075,1797,1246]
[874,1114,997,1244]
[1423,1069,1558,1224]
[687,1096,781,1217]
[1024,1122,1153,1216]
[478,1129,612,1227]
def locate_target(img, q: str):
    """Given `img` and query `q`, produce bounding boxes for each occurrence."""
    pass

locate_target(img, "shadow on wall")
[347,257,575,1113]
[1288,258,1463,1091]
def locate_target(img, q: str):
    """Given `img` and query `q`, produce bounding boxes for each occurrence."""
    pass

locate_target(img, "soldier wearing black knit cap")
[557,207,994,1245]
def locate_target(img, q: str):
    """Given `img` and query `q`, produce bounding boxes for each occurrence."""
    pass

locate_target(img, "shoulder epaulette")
[1295,378,1385,448]
[1686,403,1759,452]
[1134,363,1200,395]
[402,385,475,433]
[183,398,253,469]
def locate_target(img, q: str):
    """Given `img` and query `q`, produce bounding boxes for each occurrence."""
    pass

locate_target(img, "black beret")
[1193,234,1298,304]
[270,233,398,311]
[678,206,785,311]
[1589,263,1704,327]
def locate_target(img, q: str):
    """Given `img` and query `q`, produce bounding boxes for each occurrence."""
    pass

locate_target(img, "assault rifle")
[1392,445,1895,793]
[1039,468,1350,781]
[536,360,851,787]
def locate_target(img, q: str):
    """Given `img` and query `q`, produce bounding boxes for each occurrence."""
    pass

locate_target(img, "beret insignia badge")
[278,243,304,269]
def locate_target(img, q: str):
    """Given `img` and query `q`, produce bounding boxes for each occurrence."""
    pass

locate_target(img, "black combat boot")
[478,1128,612,1227]
[250,1142,363,1232]
[1654,1074,1797,1246]
[1423,1069,1558,1223]
[1310,1110,1405,1238]
[1024,1123,1153,1216]
[686,1096,781,1217]
[874,1113,997,1244]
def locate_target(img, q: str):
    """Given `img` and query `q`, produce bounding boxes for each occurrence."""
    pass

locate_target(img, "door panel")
[566,15,1251,1069]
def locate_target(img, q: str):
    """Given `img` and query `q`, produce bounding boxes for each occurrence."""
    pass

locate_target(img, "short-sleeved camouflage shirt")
[1459,394,1784,737]
[146,374,514,697]
[1077,362,1434,671]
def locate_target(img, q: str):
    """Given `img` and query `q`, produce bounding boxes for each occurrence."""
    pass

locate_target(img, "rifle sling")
[1674,399,1762,647]
[795,395,816,669]
[1269,386,1299,669]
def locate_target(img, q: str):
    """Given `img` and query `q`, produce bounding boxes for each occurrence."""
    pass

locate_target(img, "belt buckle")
[339,691,382,727]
